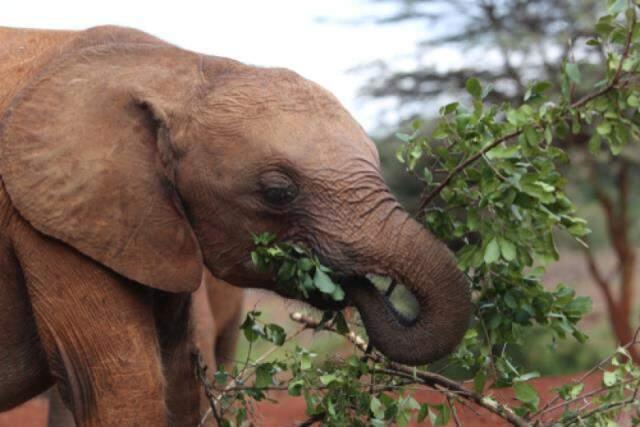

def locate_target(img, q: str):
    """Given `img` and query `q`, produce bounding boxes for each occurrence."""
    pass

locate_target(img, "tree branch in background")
[584,158,639,361]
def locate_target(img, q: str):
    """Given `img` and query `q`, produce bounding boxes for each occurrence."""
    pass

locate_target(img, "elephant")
[46,270,244,426]
[0,25,470,426]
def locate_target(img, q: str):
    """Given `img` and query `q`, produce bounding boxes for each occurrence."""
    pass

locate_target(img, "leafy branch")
[416,2,637,213]
[195,310,640,426]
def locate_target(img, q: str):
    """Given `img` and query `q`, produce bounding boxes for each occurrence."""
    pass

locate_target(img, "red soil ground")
[0,373,611,426]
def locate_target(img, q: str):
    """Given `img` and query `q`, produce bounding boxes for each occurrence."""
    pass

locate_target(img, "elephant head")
[0,37,470,365]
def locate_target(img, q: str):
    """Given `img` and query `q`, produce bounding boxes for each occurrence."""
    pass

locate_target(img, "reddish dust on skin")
[0,373,614,427]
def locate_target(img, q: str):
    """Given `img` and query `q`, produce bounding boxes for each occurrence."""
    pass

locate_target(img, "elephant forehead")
[238,110,379,166]
[201,66,378,159]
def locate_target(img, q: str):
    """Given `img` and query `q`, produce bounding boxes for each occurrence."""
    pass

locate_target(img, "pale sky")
[2,0,434,133]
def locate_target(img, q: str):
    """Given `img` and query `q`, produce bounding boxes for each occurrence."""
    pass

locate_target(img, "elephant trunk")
[346,209,471,366]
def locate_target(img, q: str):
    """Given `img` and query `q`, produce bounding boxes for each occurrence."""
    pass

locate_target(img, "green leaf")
[532,81,552,95]
[603,371,617,387]
[514,382,540,409]
[565,63,581,84]
[568,383,584,399]
[466,78,482,99]
[486,145,520,159]
[265,324,286,346]
[429,404,451,426]
[423,167,433,184]
[370,396,385,419]
[474,369,487,394]
[255,364,274,388]
[499,238,517,262]
[524,126,542,146]
[252,232,276,245]
[507,109,523,126]
[327,398,336,417]
[288,378,304,396]
[441,102,459,115]
[484,238,501,264]
[608,0,627,15]
[313,269,336,294]
[396,132,413,143]
[214,370,228,385]
[297,258,314,272]
[331,285,345,301]
[597,121,612,135]
[240,312,262,343]
[319,374,338,385]
[417,403,429,423]
[515,372,541,382]
[300,352,313,370]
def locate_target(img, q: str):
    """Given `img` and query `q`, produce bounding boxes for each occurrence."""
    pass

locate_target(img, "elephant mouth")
[292,274,420,327]
[339,275,419,327]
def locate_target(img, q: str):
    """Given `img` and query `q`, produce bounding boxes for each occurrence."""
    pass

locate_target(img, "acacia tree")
[360,0,640,360]
[196,2,640,425]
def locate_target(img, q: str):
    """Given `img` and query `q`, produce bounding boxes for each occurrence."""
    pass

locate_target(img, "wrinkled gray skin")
[0,25,470,425]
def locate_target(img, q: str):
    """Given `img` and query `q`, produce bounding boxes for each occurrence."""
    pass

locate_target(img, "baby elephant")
[46,271,243,426]
[0,25,470,426]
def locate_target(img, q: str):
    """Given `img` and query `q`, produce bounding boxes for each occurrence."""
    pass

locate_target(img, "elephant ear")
[0,43,204,292]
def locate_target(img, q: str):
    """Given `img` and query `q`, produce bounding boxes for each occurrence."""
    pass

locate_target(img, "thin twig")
[198,324,308,425]
[534,377,640,419]
[193,351,225,427]
[533,326,640,420]
[448,395,462,427]
[545,382,640,427]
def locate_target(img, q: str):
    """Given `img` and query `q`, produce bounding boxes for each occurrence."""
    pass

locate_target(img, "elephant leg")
[12,227,167,427]
[192,281,217,372]
[154,291,201,427]
[0,234,52,411]
[202,273,243,372]
[214,301,242,372]
[191,280,218,422]
[47,387,76,427]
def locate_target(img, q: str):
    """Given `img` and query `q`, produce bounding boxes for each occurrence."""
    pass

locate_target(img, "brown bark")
[584,159,638,361]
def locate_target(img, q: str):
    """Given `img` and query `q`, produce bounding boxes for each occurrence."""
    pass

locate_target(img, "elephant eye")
[260,172,298,207]
[264,186,297,206]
